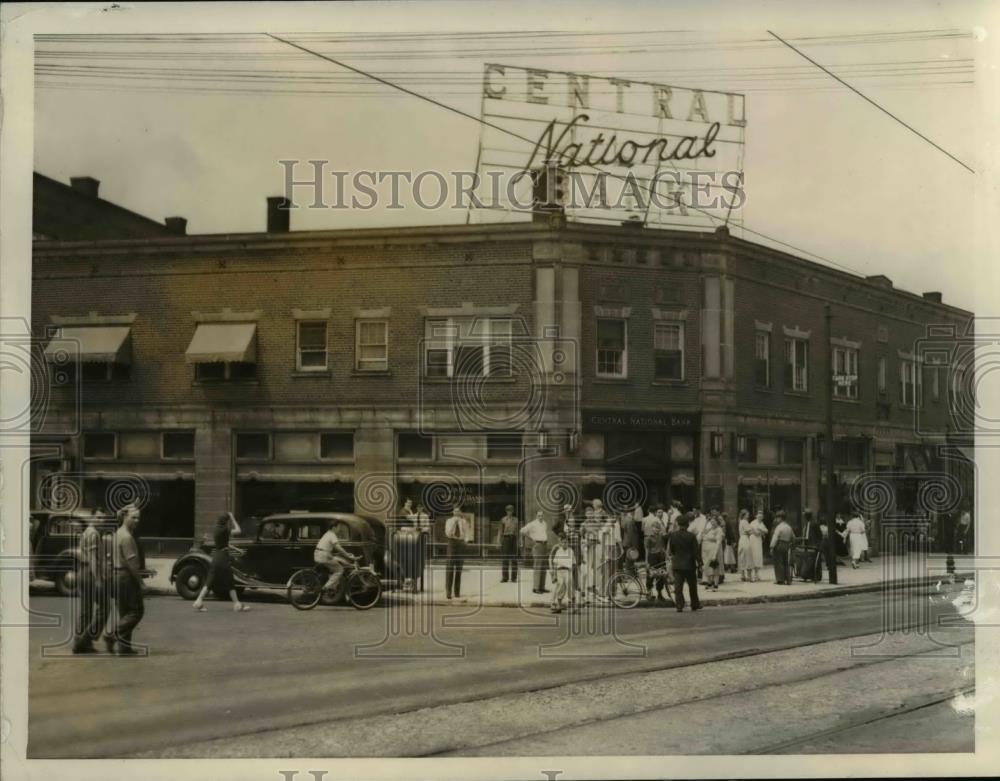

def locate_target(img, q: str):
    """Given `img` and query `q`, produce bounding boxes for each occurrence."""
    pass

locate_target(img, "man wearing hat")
[496,504,520,583]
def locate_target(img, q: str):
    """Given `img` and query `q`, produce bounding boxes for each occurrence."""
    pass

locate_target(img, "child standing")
[549,536,576,613]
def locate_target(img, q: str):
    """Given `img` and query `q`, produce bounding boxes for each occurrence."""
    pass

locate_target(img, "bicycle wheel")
[608,572,642,609]
[346,569,382,610]
[287,568,323,610]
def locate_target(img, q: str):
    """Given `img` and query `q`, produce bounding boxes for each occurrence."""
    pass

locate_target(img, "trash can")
[392,526,426,592]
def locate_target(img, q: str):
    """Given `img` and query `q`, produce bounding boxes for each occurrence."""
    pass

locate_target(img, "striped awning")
[44,326,132,364]
[671,468,696,486]
[185,323,257,364]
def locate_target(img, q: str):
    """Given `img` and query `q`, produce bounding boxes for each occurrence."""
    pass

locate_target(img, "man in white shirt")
[666,501,682,531]
[444,504,469,599]
[520,511,551,594]
[314,524,358,594]
[689,505,708,542]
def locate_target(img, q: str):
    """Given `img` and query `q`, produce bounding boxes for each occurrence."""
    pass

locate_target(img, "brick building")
[31,209,974,555]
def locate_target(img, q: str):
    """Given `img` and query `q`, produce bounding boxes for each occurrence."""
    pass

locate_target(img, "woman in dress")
[845,512,868,568]
[193,513,249,612]
[748,510,768,582]
[700,515,726,591]
[737,509,753,581]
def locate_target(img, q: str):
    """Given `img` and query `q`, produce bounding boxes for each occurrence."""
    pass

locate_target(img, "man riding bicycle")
[314,525,358,594]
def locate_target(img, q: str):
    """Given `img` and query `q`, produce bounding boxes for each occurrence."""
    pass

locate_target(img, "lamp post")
[824,304,836,519]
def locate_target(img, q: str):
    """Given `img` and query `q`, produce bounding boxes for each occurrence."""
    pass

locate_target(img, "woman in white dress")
[737,509,753,581]
[700,515,726,591]
[845,513,868,568]
[748,511,768,582]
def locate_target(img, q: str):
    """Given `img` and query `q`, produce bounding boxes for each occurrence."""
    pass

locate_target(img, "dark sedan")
[170,511,390,600]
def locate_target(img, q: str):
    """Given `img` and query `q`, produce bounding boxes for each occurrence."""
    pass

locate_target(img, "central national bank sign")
[475,63,747,229]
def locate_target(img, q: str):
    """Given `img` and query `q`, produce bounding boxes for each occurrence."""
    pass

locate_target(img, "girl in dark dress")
[193,513,250,612]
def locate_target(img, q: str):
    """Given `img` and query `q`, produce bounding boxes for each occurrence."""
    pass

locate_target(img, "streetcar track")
[416,639,973,757]
[747,686,976,755]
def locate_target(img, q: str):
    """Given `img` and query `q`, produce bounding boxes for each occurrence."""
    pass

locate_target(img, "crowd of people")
[475,500,906,612]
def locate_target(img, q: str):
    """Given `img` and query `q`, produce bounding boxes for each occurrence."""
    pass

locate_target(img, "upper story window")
[877,356,887,395]
[900,358,921,407]
[82,432,117,460]
[161,431,195,460]
[319,432,355,460]
[44,325,133,384]
[754,331,771,388]
[596,318,627,378]
[486,433,523,459]
[782,438,804,465]
[653,322,684,381]
[784,337,809,392]
[832,346,859,400]
[355,320,389,372]
[424,317,513,379]
[235,432,271,461]
[296,321,328,372]
[398,432,433,460]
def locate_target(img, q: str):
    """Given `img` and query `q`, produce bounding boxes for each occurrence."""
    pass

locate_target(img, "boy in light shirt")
[549,535,576,613]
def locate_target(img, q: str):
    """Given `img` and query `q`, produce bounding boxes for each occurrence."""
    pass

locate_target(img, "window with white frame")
[355,320,389,372]
[654,321,684,380]
[832,346,859,400]
[424,317,513,378]
[900,358,921,406]
[296,321,328,371]
[784,337,808,392]
[877,356,887,395]
[596,318,627,378]
[754,331,770,388]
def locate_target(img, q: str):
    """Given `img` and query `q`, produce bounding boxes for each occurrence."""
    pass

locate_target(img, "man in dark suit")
[666,513,702,612]
[799,509,824,582]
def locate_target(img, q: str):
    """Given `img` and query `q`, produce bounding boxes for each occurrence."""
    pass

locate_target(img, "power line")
[767,29,974,174]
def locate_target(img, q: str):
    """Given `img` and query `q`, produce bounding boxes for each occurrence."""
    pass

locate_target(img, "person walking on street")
[192,513,249,612]
[520,511,551,595]
[748,510,768,582]
[72,515,110,654]
[845,511,868,568]
[548,535,576,613]
[497,505,520,583]
[103,504,145,656]
[770,511,795,585]
[700,514,726,591]
[444,504,469,599]
[666,513,702,612]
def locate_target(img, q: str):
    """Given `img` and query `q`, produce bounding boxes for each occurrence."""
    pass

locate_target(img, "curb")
[41,571,972,606]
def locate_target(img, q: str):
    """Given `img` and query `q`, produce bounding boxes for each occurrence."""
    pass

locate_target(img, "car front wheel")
[175,563,206,600]
[55,567,77,597]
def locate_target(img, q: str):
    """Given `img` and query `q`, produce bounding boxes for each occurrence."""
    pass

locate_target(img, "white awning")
[44,326,132,364]
[185,323,257,364]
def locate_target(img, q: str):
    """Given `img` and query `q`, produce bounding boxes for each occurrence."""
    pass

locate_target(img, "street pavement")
[27,581,973,758]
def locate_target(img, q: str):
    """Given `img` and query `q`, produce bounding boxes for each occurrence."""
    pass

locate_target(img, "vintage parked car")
[29,508,155,596]
[169,511,390,601]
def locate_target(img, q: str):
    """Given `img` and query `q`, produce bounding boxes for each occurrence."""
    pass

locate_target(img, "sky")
[28,1,996,313]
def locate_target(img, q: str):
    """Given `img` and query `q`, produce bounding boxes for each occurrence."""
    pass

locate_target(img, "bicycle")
[286,559,382,610]
[606,554,672,609]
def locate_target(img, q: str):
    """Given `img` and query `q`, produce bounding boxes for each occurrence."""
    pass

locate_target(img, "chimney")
[922,291,943,303]
[164,217,187,236]
[266,196,291,233]
[69,176,100,198]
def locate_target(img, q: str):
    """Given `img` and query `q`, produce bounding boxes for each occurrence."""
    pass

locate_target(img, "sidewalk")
[131,553,963,608]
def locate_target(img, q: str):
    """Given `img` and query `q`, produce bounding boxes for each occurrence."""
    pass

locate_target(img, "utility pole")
[824,304,836,520]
